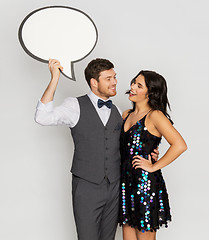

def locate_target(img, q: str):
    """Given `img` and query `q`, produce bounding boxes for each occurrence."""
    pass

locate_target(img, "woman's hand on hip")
[132,155,155,173]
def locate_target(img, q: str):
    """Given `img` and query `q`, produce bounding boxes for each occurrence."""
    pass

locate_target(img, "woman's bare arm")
[132,110,187,172]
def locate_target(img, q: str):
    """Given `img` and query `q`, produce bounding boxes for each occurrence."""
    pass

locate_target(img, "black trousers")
[72,175,120,240]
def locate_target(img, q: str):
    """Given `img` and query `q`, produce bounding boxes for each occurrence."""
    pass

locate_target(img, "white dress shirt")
[35,91,121,128]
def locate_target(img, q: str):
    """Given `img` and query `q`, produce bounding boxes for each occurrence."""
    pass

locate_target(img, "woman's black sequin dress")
[119,113,171,232]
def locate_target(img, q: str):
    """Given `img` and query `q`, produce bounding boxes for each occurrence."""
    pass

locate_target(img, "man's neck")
[90,90,109,100]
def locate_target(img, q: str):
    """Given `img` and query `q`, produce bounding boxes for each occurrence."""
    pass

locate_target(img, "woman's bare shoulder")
[148,110,171,125]
[149,110,165,119]
[122,109,131,120]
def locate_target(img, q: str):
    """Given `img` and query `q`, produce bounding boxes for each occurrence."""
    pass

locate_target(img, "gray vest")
[70,95,123,184]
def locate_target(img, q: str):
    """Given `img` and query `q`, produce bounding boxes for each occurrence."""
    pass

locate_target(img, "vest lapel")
[105,105,115,128]
[85,95,106,127]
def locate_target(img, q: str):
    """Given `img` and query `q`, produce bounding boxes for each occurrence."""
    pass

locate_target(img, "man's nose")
[112,78,117,85]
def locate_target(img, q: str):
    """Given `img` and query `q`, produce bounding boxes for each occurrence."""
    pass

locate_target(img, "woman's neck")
[134,102,151,115]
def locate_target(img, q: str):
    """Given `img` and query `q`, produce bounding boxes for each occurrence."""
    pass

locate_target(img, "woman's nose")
[131,83,136,89]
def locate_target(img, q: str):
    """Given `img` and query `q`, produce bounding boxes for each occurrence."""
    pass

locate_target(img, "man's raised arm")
[41,59,63,104]
[34,59,79,127]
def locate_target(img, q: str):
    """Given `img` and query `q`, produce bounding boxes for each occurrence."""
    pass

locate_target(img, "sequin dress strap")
[123,110,132,121]
[141,109,153,123]
[145,109,153,118]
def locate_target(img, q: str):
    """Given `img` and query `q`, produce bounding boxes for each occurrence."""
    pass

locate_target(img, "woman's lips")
[129,90,136,96]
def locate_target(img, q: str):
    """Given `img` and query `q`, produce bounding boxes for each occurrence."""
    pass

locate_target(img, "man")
[35,58,123,240]
[35,58,158,240]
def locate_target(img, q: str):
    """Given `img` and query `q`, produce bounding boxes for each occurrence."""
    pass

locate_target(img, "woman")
[119,70,187,240]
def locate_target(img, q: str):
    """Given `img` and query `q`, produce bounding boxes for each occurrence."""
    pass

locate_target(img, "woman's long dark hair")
[127,70,173,124]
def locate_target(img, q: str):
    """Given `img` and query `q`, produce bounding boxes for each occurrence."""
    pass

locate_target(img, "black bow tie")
[97,99,112,109]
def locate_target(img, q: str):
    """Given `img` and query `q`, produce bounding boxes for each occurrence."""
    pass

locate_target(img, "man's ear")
[90,78,98,89]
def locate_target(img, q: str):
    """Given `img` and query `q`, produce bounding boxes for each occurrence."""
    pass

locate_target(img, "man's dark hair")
[84,58,114,87]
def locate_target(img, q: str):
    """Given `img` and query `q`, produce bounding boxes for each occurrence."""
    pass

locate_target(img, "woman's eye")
[131,79,136,85]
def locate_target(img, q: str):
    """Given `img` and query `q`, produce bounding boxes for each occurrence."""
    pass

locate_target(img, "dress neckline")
[123,114,146,133]
[123,111,161,139]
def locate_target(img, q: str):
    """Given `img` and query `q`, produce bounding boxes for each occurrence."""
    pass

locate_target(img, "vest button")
[106,147,108,150]
[105,137,108,140]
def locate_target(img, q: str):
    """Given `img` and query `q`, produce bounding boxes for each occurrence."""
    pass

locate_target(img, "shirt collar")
[88,91,110,105]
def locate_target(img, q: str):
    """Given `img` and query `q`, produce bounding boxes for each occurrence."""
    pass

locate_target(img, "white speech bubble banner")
[18,6,98,80]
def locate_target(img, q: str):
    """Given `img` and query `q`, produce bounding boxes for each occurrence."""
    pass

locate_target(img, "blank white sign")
[18,6,98,80]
